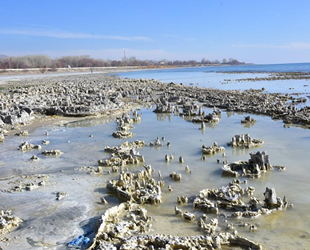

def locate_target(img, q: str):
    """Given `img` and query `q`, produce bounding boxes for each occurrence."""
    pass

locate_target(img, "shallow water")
[1,64,310,249]
[117,66,310,95]
[1,105,310,249]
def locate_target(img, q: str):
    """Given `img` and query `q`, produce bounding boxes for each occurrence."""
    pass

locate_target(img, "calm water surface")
[1,108,310,249]
[117,63,310,95]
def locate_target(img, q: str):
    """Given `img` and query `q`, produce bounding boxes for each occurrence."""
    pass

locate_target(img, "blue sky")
[1,0,310,64]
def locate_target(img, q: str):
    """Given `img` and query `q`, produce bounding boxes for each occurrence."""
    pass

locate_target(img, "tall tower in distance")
[122,50,127,61]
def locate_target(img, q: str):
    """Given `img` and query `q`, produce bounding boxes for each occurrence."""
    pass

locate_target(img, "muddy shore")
[0,73,309,249]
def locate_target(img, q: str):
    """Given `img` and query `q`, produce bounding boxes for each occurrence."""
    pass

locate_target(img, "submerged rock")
[30,155,39,161]
[41,140,50,145]
[112,131,134,139]
[147,137,162,147]
[274,165,286,171]
[41,150,63,156]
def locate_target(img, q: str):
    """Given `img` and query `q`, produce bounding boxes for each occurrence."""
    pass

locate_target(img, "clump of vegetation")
[0,55,245,70]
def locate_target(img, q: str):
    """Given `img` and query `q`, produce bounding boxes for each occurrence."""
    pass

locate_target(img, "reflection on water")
[63,116,116,128]
[156,113,172,122]
[1,107,310,249]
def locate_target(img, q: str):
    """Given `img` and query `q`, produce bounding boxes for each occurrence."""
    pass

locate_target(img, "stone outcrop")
[263,187,288,209]
[202,142,225,155]
[227,134,264,148]
[15,130,29,136]
[106,165,162,204]
[88,201,263,250]
[18,141,41,151]
[151,83,310,127]
[153,96,176,113]
[0,75,163,126]
[113,112,141,138]
[222,151,272,178]
[192,110,221,123]
[0,73,304,250]
[241,115,256,124]
[99,141,145,168]
[88,202,152,250]
[194,179,291,219]
[1,72,310,129]
[170,172,182,181]
[1,73,310,128]
[234,71,310,82]
[0,210,22,235]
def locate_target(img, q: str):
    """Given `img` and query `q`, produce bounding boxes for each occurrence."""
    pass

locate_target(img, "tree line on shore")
[0,54,245,70]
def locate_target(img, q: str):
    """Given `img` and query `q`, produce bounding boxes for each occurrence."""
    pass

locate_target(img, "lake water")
[1,63,310,249]
[117,63,310,95]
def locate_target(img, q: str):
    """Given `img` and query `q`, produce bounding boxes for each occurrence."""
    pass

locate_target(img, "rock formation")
[106,165,162,204]
[227,134,264,148]
[202,142,225,155]
[0,210,22,235]
[222,151,272,178]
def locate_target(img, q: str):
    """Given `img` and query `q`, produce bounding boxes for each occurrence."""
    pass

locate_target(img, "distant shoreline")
[0,66,142,76]
[0,64,251,77]
[3,62,310,78]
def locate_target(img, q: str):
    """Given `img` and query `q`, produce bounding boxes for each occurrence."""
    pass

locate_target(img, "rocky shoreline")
[0,73,307,249]
[218,71,310,81]
[0,74,161,127]
[0,73,310,131]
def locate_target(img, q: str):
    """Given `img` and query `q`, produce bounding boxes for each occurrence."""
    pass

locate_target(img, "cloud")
[0,29,151,41]
[164,34,196,42]
[289,43,310,50]
[232,42,310,50]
